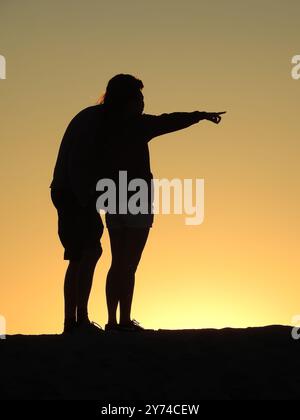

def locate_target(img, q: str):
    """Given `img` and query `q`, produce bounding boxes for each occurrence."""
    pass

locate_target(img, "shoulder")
[72,104,104,123]
[66,105,105,132]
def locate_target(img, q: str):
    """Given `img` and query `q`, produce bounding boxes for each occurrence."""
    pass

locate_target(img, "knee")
[126,263,137,276]
[94,246,103,261]
[109,261,137,277]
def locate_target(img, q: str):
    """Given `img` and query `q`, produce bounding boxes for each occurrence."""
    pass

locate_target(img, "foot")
[62,319,77,335]
[117,319,145,332]
[104,322,120,332]
[76,320,104,335]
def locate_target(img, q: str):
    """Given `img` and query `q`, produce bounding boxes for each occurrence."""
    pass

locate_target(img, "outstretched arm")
[140,111,225,140]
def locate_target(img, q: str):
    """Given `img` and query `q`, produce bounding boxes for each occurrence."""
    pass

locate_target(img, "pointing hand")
[205,112,226,124]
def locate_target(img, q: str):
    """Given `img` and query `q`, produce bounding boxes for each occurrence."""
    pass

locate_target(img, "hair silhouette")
[98,73,144,111]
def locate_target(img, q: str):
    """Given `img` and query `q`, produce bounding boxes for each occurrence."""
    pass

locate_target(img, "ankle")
[77,309,89,325]
[119,319,131,326]
[107,319,118,326]
[64,317,77,332]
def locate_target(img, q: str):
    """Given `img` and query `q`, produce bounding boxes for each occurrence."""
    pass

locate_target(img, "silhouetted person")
[96,74,225,332]
[50,103,107,334]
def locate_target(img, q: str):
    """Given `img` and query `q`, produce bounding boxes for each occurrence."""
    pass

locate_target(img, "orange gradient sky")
[0,0,299,334]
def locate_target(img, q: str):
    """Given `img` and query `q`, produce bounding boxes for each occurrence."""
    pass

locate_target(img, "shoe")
[117,319,145,332]
[76,320,104,335]
[104,323,120,332]
[62,326,77,336]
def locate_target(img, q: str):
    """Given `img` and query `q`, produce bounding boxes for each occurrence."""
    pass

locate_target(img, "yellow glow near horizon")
[0,0,299,334]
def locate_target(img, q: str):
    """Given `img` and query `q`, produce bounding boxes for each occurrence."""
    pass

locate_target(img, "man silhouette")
[50,104,106,334]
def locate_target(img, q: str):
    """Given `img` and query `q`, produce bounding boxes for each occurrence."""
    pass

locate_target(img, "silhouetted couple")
[50,74,225,334]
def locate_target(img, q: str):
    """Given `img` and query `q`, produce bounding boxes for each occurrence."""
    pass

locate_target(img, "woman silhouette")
[98,74,225,332]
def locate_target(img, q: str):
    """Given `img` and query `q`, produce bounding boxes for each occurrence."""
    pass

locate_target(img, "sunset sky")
[0,0,299,334]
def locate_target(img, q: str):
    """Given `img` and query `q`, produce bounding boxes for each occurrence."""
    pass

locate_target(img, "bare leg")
[119,267,135,325]
[119,229,150,324]
[106,229,125,325]
[77,247,102,323]
[64,246,102,331]
[64,261,79,330]
[106,228,150,326]
[106,267,120,325]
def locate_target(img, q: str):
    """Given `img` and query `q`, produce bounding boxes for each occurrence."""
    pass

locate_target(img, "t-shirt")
[50,104,202,206]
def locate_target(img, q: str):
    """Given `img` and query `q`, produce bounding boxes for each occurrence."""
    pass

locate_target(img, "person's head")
[99,74,144,116]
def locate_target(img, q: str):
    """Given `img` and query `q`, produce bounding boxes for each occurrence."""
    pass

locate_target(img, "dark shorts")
[51,188,104,261]
[105,212,154,229]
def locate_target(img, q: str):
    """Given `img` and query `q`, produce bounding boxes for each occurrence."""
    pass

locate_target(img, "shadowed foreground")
[0,326,299,400]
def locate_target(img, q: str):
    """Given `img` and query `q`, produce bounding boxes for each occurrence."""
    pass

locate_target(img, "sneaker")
[76,320,104,335]
[117,319,145,332]
[104,323,120,332]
